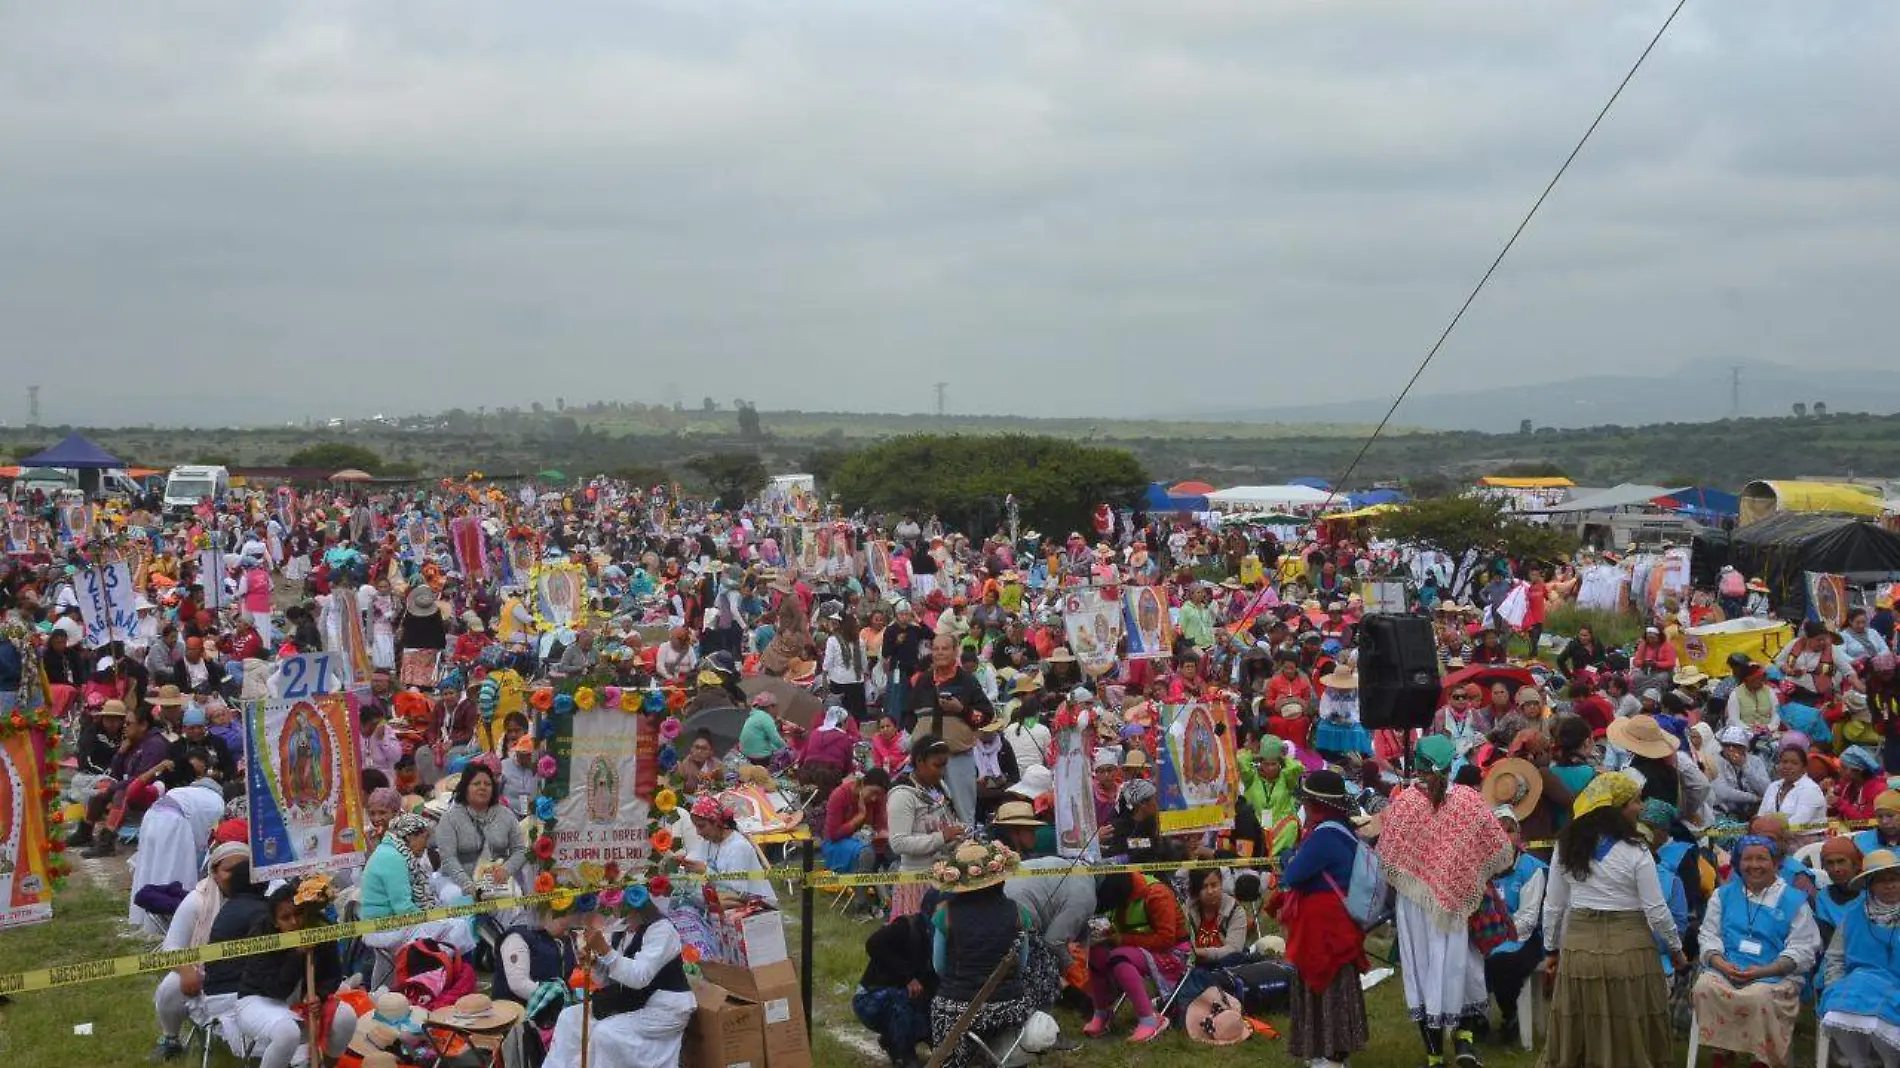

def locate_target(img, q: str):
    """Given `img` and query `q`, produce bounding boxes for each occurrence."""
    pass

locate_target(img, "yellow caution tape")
[0,856,1277,994]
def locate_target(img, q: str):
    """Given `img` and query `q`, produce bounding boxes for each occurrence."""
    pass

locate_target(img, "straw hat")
[1320,666,1359,690]
[990,800,1044,829]
[931,839,1020,894]
[1671,665,1709,688]
[428,993,524,1032]
[1275,697,1308,720]
[1183,986,1251,1046]
[1853,849,1900,892]
[1122,749,1150,771]
[347,1021,400,1057]
[149,684,186,708]
[405,586,439,616]
[1482,757,1544,820]
[98,699,128,719]
[1008,765,1054,801]
[1010,673,1043,696]
[1608,714,1679,760]
[1045,647,1076,664]
[1747,578,1770,593]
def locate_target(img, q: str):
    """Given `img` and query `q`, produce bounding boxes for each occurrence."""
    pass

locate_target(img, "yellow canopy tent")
[1738,480,1884,527]
[1322,503,1399,521]
[1477,476,1575,489]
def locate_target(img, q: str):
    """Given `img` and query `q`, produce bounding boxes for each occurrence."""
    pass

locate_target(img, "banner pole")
[800,832,815,1039]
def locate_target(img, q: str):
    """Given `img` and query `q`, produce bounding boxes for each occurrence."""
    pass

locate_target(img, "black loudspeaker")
[1356,614,1441,730]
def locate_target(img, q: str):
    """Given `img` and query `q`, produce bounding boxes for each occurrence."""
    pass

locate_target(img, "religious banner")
[318,592,374,687]
[546,707,656,883]
[1155,700,1239,836]
[1121,585,1174,659]
[398,648,441,690]
[1052,725,1100,861]
[0,715,56,931]
[199,548,233,610]
[531,561,589,633]
[449,515,488,580]
[245,694,368,879]
[57,500,90,546]
[1060,585,1123,677]
[75,561,138,648]
[1805,571,1848,629]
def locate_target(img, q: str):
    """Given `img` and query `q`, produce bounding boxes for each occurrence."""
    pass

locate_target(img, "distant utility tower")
[27,385,40,426]
[933,382,948,420]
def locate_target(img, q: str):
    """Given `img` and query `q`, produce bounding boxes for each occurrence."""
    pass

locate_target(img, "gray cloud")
[1,0,1896,427]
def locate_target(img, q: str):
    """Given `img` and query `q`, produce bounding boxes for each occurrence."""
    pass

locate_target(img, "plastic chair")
[1516,982,1541,1051]
[1685,1007,1829,1068]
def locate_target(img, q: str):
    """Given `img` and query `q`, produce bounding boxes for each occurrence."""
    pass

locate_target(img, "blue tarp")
[1144,482,1208,511]
[1289,477,1333,491]
[1348,489,1408,509]
[1656,486,1739,518]
[18,432,123,470]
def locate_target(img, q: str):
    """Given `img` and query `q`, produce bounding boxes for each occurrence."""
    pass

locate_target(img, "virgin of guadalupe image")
[1135,590,1164,651]
[1178,704,1226,805]
[281,704,331,809]
[586,756,619,824]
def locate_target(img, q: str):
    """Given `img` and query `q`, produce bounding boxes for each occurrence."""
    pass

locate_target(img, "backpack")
[1719,570,1746,598]
[1217,958,1296,1014]
[1320,823,1393,931]
[392,937,479,1010]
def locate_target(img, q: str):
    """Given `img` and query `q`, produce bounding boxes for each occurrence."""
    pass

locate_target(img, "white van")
[163,465,229,514]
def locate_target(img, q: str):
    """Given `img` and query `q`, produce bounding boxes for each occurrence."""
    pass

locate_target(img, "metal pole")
[800,831,815,1039]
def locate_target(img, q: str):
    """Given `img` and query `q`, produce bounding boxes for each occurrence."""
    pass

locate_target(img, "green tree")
[1374,494,1577,572]
[736,402,763,439]
[1490,461,1569,479]
[804,446,856,490]
[285,442,386,473]
[828,434,1147,537]
[192,454,237,467]
[686,451,769,509]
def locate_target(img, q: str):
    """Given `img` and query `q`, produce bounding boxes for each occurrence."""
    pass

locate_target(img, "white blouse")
[1757,776,1826,832]
[1542,839,1681,954]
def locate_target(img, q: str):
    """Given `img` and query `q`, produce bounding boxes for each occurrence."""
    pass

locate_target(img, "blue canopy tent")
[1143,482,1209,512]
[18,432,124,469]
[1654,486,1740,519]
[1347,488,1408,509]
[1288,477,1332,491]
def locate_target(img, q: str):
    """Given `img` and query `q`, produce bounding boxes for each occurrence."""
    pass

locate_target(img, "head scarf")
[1639,798,1678,830]
[1734,834,1782,862]
[1414,734,1456,773]
[1573,771,1640,818]
[386,813,437,909]
[1118,778,1158,815]
[1821,835,1863,867]
[691,794,736,828]
[1877,790,1900,814]
[1843,746,1882,775]
[817,706,849,734]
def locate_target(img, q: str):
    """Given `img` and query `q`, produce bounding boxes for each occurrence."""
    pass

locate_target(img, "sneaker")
[1128,1018,1169,1044]
[1453,1036,1483,1068]
[151,1036,185,1061]
[1082,1013,1112,1038]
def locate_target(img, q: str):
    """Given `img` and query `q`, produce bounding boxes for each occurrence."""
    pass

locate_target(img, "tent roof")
[1653,486,1740,518]
[1168,480,1216,496]
[1205,484,1335,508]
[1144,482,1208,511]
[1478,475,1574,489]
[18,432,124,470]
[1729,511,1900,577]
[1348,488,1408,508]
[1529,483,1671,514]
[1287,477,1333,491]
[1741,480,1884,518]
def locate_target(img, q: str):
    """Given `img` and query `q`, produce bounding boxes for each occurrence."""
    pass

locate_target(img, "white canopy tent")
[1527,483,1672,515]
[1203,484,1337,511]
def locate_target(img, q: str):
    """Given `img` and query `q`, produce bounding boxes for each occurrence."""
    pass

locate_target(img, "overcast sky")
[2,1,1896,428]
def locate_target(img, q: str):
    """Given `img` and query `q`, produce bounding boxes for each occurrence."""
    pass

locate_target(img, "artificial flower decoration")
[642,690,666,714]
[550,890,575,912]
[534,796,557,821]
[533,836,556,860]
[533,872,556,894]
[573,687,596,711]
[601,686,621,709]
[574,892,599,914]
[653,789,678,814]
[657,746,678,773]
[600,887,625,910]
[553,693,576,715]
[658,717,682,743]
[530,688,554,712]
[535,718,557,741]
[649,828,675,853]
[626,884,651,909]
[537,754,559,778]
[681,944,702,965]
[648,874,671,897]
[665,688,688,713]
[604,862,621,883]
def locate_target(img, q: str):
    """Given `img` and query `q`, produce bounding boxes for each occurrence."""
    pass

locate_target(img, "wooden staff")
[924,947,1018,1068]
[305,951,323,1068]
[577,939,599,1068]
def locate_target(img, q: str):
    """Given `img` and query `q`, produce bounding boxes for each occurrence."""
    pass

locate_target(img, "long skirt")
[853,985,932,1061]
[1287,965,1369,1059]
[1395,895,1487,1028]
[1693,971,1801,1068]
[929,992,1032,1068]
[1540,909,1673,1068]
[544,988,695,1068]
[127,807,209,934]
[1021,938,1065,1011]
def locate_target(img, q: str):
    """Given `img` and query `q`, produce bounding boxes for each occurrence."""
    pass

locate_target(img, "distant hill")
[1199,359,1900,432]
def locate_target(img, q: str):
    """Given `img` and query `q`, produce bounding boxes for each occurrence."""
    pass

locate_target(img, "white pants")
[363,917,476,954]
[231,995,356,1068]
[153,972,236,1040]
[251,610,276,647]
[543,989,695,1068]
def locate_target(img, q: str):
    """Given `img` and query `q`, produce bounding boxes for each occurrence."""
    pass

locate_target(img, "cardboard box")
[696,961,811,1068]
[702,905,788,968]
[683,980,766,1068]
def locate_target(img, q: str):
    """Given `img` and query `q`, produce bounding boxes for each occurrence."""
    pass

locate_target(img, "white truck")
[162,464,229,515]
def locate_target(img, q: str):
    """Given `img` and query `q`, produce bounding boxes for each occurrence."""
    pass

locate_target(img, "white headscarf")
[817,706,850,734]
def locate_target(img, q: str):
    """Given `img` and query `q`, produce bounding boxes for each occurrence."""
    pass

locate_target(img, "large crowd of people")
[1,474,1898,1068]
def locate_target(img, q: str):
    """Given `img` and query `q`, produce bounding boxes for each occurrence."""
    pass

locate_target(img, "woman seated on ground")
[493,904,584,1062]
[545,885,694,1068]
[856,892,939,1068]
[361,811,477,953]
[232,881,359,1068]
[1185,868,1251,967]
[432,762,528,899]
[823,768,890,916]
[1820,849,1900,1068]
[930,840,1033,1068]
[1084,871,1187,1044]
[1691,835,1822,1068]
[679,795,778,905]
